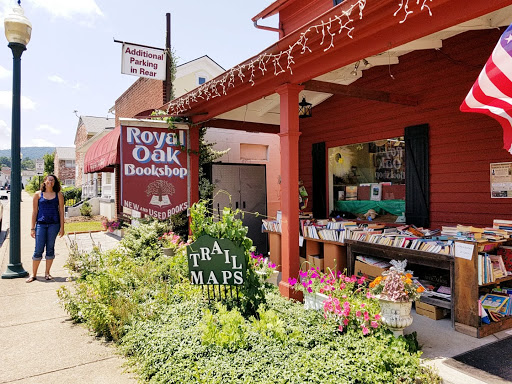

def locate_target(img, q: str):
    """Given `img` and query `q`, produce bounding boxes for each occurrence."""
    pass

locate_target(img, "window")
[198,76,206,85]
[65,160,75,168]
[328,137,406,221]
[64,179,75,186]
[333,0,344,5]
[104,172,112,185]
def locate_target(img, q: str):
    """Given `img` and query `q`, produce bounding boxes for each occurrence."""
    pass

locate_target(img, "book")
[497,246,512,272]
[480,293,509,312]
[345,185,358,201]
[370,183,382,201]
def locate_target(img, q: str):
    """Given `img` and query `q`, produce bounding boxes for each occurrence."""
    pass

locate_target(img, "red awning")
[84,127,120,173]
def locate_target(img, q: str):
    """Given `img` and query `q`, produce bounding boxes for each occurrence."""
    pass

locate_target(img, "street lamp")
[2,1,31,279]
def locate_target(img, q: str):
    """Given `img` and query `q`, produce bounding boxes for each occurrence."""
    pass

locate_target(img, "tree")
[21,157,35,170]
[0,156,11,168]
[43,152,55,174]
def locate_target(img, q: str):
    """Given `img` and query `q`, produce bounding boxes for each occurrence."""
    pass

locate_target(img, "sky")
[0,0,278,152]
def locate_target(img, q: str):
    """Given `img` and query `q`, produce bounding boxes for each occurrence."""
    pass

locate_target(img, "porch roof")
[161,0,512,128]
[84,126,120,174]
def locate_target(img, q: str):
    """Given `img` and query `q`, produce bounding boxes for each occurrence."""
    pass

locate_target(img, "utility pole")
[164,13,172,104]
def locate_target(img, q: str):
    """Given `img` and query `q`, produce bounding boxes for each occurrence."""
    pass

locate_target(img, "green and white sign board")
[187,235,247,285]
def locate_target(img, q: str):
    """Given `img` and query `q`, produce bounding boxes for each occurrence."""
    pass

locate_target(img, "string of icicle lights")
[166,0,432,116]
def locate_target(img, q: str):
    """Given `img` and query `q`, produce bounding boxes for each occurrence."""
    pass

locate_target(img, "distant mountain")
[0,147,56,160]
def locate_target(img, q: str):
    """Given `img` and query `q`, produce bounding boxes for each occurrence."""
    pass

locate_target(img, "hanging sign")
[490,162,512,198]
[187,235,247,285]
[121,42,166,80]
[120,124,188,220]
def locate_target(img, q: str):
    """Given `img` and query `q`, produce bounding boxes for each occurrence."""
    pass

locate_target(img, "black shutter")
[312,142,327,219]
[405,124,429,227]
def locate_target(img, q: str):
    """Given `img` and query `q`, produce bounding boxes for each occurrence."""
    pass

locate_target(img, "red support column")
[276,83,303,301]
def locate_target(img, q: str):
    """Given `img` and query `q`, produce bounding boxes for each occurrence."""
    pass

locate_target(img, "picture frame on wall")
[370,183,382,201]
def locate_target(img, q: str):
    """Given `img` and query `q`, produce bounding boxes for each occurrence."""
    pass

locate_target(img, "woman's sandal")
[45,274,53,281]
[26,276,36,283]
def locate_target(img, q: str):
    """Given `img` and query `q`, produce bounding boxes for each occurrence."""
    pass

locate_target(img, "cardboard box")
[299,256,307,269]
[354,260,387,281]
[307,254,324,271]
[415,301,449,320]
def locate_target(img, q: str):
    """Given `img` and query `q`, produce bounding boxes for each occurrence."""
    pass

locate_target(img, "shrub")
[80,201,92,217]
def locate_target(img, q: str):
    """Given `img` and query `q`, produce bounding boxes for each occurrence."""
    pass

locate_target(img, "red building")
[158,0,512,300]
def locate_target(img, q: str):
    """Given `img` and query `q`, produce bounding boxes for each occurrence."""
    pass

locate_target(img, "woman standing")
[26,174,65,282]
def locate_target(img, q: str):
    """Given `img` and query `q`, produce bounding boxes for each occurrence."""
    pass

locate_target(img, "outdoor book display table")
[265,230,512,337]
[346,240,455,327]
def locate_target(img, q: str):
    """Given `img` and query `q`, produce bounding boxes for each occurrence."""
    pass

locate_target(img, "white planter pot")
[378,298,413,337]
[304,292,328,311]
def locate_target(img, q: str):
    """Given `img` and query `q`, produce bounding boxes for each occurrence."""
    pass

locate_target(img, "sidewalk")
[0,191,134,384]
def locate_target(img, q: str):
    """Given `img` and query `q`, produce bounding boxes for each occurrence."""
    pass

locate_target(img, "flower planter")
[111,228,124,237]
[304,292,328,311]
[255,270,281,286]
[162,247,175,257]
[378,297,413,337]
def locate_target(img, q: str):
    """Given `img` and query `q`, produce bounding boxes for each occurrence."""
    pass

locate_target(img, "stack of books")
[477,253,509,285]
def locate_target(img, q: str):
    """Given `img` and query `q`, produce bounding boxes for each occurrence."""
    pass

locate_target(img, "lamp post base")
[2,263,29,279]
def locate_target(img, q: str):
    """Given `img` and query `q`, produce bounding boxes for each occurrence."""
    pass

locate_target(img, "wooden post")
[276,83,303,301]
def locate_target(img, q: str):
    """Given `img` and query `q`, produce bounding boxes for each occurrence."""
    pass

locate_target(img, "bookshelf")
[454,241,512,338]
[346,240,455,326]
[304,237,347,274]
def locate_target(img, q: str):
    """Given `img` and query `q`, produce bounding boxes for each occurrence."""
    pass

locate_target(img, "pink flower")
[362,326,369,335]
[360,303,366,308]
[374,314,381,320]
[268,262,276,269]
[338,325,344,332]
[343,318,349,326]
[358,276,366,284]
[356,311,362,317]
[299,270,308,278]
[371,321,379,328]
[307,287,313,293]
[288,277,297,286]
[364,311,369,321]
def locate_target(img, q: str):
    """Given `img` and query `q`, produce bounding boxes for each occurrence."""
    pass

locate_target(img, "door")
[212,164,268,255]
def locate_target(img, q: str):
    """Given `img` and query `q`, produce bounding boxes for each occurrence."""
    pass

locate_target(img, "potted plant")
[370,259,425,337]
[159,231,184,256]
[102,219,121,234]
[289,267,382,335]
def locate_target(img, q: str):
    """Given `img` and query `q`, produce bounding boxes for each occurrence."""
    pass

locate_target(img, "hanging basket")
[162,247,175,257]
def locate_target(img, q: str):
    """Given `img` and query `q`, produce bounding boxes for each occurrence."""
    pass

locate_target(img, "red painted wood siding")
[279,0,331,36]
[299,28,512,228]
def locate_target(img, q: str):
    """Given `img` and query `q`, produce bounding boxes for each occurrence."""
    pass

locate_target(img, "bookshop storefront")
[159,0,512,336]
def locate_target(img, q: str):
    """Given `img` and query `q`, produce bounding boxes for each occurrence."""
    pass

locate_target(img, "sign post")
[35,158,44,187]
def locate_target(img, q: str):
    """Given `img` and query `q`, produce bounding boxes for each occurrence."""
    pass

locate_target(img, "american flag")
[460,24,512,154]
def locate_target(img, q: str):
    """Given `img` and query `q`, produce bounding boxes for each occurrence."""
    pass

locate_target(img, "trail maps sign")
[187,235,247,286]
[120,122,188,220]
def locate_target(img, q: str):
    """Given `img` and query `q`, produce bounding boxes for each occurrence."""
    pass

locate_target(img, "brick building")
[54,147,76,187]
[74,116,115,187]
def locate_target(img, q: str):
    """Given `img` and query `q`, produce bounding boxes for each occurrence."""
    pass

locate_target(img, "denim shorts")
[32,223,60,260]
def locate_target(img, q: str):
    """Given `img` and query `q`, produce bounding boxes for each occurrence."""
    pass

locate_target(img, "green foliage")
[200,304,248,351]
[43,152,55,174]
[62,186,82,205]
[58,220,440,384]
[0,156,11,167]
[25,174,43,193]
[21,157,35,170]
[120,220,171,262]
[80,201,92,217]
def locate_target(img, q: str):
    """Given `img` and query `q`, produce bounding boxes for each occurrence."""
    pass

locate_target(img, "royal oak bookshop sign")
[120,120,188,220]
[187,235,247,286]
[121,42,166,80]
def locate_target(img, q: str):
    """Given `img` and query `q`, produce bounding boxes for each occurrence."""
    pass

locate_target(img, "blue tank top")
[36,192,60,224]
